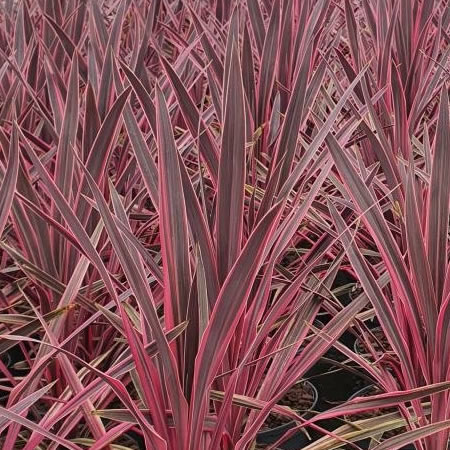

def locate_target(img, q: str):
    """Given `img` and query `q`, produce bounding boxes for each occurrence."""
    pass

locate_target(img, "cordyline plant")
[0,0,449,449]
[291,1,450,450]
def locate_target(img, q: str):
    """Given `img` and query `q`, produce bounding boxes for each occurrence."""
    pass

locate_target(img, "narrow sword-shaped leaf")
[159,56,219,183]
[16,128,120,307]
[18,288,108,443]
[0,130,55,275]
[272,39,312,190]
[118,60,157,136]
[257,0,280,125]
[426,86,450,302]
[105,0,127,55]
[54,54,78,202]
[222,7,239,111]
[236,272,376,448]
[405,168,437,347]
[0,305,72,356]
[277,63,369,201]
[277,0,294,111]
[178,156,219,305]
[155,84,191,336]
[89,0,108,51]
[242,22,257,117]
[43,57,64,133]
[325,131,427,375]
[97,46,115,121]
[0,383,56,434]
[75,87,131,226]
[23,323,187,450]
[112,59,159,208]
[1,335,167,450]
[120,311,170,442]
[0,124,19,237]
[7,193,86,260]
[42,14,88,81]
[371,420,450,450]
[216,42,246,283]
[77,157,189,447]
[189,7,224,84]
[246,0,265,56]
[189,202,283,449]
[328,200,416,385]
[306,381,450,423]
[82,83,101,162]
[13,1,25,66]
[344,0,360,69]
[53,54,79,273]
[0,406,83,450]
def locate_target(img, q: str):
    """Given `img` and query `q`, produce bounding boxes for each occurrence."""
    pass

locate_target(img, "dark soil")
[262,381,316,430]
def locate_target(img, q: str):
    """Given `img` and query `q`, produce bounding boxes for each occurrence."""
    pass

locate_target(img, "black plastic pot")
[344,385,415,450]
[351,441,415,450]
[353,326,390,356]
[255,380,318,449]
[255,383,412,450]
